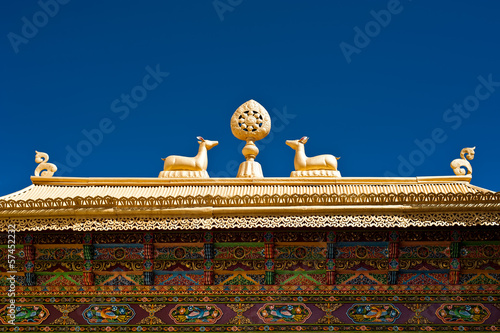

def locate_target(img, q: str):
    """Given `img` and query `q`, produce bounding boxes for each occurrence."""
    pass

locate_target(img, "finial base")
[242,141,259,161]
[237,161,263,178]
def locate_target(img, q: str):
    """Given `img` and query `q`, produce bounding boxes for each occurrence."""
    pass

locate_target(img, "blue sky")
[1,0,499,196]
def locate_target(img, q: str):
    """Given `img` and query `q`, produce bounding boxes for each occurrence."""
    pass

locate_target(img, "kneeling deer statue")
[162,137,218,171]
[286,136,340,171]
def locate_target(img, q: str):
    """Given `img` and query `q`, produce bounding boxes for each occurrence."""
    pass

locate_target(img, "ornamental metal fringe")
[2,212,500,231]
[1,191,500,210]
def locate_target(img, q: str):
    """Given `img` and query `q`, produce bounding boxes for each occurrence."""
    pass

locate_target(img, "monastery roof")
[1,175,499,232]
[1,100,498,231]
[0,175,490,203]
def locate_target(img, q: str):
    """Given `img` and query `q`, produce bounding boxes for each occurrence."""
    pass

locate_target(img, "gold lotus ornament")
[230,100,271,178]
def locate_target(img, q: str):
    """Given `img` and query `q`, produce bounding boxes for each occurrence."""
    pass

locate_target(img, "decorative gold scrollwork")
[451,147,475,176]
[34,151,57,177]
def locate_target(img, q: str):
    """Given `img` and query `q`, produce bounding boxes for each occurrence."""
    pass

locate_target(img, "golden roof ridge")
[29,175,475,186]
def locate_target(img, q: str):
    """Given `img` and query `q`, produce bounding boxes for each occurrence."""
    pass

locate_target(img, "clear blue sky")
[1,0,499,196]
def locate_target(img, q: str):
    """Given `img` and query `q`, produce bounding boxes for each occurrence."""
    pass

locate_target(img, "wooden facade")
[1,174,500,331]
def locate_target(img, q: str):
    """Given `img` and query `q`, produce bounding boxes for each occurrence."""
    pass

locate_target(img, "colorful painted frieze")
[347,304,401,324]
[436,303,490,324]
[169,304,222,324]
[0,304,49,325]
[257,303,312,323]
[82,304,135,324]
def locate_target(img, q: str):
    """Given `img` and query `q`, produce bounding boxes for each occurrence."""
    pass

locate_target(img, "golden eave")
[0,175,494,212]
[0,174,497,232]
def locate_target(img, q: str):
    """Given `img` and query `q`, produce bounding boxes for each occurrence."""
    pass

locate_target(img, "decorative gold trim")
[3,212,499,232]
[291,170,341,177]
[29,175,474,186]
[158,170,209,178]
[1,191,499,211]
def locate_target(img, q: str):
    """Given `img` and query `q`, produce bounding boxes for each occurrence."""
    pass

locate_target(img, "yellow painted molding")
[30,175,474,186]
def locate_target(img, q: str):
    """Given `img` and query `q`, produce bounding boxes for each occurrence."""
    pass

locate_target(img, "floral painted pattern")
[257,303,311,323]
[436,303,490,324]
[347,304,401,324]
[0,304,48,325]
[82,304,135,324]
[169,304,222,324]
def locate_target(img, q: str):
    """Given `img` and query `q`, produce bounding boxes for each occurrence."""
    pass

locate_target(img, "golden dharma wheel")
[230,100,271,142]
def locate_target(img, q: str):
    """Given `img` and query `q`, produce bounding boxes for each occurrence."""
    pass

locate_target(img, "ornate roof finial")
[230,100,271,178]
[159,137,219,178]
[34,151,57,177]
[286,137,341,177]
[450,147,475,176]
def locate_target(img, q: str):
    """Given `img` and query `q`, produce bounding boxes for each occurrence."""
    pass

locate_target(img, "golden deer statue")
[162,137,218,172]
[286,136,340,171]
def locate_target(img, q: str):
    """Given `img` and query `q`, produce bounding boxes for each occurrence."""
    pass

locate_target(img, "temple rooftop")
[1,100,498,231]
[1,174,499,232]
[1,175,488,201]
[3,102,499,332]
